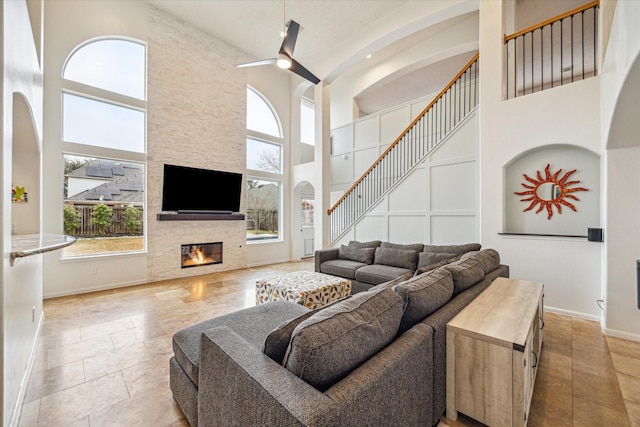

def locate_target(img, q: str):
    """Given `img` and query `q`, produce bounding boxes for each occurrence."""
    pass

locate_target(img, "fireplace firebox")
[181,242,222,268]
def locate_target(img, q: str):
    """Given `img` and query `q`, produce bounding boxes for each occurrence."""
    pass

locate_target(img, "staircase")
[328,53,479,242]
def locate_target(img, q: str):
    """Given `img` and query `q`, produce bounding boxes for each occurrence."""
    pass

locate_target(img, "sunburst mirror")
[514,164,588,220]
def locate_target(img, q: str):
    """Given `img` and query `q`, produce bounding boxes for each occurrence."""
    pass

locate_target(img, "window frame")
[246,177,282,243]
[60,37,148,259]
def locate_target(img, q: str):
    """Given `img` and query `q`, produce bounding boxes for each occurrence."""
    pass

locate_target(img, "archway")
[292,180,315,259]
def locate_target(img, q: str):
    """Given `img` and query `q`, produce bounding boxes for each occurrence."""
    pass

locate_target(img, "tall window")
[246,87,283,242]
[61,38,146,257]
[300,97,315,145]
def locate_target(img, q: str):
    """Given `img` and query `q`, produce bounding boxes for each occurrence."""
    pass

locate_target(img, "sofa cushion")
[461,249,501,274]
[320,259,367,280]
[381,242,425,252]
[414,254,462,276]
[348,240,382,248]
[338,245,375,264]
[263,297,350,364]
[374,247,419,270]
[393,268,454,334]
[355,264,415,285]
[369,272,414,292]
[422,243,481,255]
[172,301,308,386]
[443,257,485,295]
[417,252,457,270]
[283,288,403,391]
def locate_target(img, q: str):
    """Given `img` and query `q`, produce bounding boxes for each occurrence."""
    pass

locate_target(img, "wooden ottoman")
[256,271,351,309]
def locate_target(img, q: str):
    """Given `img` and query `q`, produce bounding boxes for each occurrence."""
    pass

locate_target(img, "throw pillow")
[283,288,403,391]
[393,268,454,334]
[374,247,419,270]
[443,257,485,295]
[348,240,382,248]
[338,245,375,264]
[263,297,350,364]
[368,272,414,292]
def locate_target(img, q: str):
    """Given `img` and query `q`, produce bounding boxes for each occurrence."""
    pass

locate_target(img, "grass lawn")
[63,236,144,257]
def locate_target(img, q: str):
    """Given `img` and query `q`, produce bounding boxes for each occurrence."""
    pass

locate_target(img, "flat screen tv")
[162,164,242,214]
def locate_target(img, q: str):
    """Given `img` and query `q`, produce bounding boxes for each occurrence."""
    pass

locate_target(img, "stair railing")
[504,0,599,99]
[327,53,479,242]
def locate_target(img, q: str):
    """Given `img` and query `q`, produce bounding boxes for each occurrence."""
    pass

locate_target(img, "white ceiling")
[147,0,480,113]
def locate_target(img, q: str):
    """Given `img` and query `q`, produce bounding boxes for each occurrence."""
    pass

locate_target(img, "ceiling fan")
[236,19,321,85]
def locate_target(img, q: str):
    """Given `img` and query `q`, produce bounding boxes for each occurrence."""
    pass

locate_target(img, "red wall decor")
[515,164,589,220]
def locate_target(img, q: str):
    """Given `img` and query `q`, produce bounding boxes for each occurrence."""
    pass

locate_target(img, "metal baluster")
[571,14,574,82]
[581,10,585,80]
[551,21,554,88]
[594,6,597,76]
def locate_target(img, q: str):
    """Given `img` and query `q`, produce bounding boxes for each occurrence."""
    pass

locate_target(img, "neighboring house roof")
[66,159,144,204]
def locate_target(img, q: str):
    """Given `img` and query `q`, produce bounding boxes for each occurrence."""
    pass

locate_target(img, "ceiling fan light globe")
[276,54,292,69]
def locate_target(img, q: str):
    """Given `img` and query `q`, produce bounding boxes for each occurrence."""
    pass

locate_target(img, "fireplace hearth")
[181,242,222,268]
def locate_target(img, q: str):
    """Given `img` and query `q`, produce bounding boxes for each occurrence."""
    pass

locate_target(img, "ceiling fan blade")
[235,58,276,68]
[290,58,320,85]
[280,20,300,58]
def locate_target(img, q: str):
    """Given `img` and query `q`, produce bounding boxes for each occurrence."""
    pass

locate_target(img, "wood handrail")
[327,52,479,215]
[504,0,599,43]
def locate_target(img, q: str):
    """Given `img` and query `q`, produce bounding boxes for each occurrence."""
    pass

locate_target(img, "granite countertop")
[10,233,77,266]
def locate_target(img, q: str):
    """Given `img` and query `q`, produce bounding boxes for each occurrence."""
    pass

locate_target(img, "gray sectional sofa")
[170,248,508,426]
[315,241,482,293]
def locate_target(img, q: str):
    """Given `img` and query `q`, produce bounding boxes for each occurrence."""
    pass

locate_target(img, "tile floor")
[17,259,640,426]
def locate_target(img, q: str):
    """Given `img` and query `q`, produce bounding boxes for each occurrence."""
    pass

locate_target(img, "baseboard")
[544,306,601,322]
[602,327,640,342]
[247,258,297,268]
[44,278,148,299]
[10,311,44,427]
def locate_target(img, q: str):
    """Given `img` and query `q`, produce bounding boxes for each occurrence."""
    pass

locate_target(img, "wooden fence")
[246,209,278,232]
[68,205,144,237]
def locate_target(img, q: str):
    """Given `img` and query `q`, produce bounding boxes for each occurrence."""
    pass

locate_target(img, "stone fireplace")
[181,242,222,268]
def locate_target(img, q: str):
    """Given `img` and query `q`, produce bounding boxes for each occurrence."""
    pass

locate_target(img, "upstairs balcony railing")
[327,53,479,242]
[504,0,599,99]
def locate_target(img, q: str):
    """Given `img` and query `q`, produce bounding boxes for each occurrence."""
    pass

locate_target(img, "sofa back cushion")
[283,288,403,391]
[374,247,419,270]
[338,245,376,264]
[442,257,485,295]
[381,242,425,252]
[417,243,482,270]
[461,249,501,274]
[368,272,414,292]
[348,240,382,248]
[263,298,350,364]
[393,268,454,334]
[414,254,462,276]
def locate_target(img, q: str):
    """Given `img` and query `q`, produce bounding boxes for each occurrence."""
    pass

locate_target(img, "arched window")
[61,38,146,258]
[246,87,282,243]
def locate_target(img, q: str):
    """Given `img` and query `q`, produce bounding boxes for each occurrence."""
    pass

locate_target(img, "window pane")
[63,93,145,153]
[247,138,282,173]
[247,88,281,137]
[64,39,146,100]
[247,179,280,242]
[301,98,315,145]
[62,154,145,257]
[301,198,314,227]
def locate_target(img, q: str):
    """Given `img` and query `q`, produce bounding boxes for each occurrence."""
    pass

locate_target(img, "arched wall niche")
[503,144,600,236]
[12,92,41,235]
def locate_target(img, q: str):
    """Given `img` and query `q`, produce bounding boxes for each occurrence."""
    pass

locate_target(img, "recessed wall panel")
[354,215,386,241]
[430,216,476,244]
[431,162,475,210]
[388,168,427,212]
[389,216,426,244]
[354,116,379,149]
[354,148,379,179]
[380,106,410,145]
[332,125,353,155]
[331,155,353,184]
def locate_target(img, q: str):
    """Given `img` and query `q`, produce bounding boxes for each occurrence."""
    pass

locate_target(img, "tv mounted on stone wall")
[161,164,242,214]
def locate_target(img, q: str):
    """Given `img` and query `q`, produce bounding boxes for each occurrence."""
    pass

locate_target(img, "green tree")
[91,203,113,235]
[123,204,141,234]
[63,204,81,235]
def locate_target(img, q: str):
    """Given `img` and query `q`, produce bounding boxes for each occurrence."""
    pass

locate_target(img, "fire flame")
[189,246,207,264]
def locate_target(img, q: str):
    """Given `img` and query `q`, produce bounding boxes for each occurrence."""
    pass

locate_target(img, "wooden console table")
[446,278,544,426]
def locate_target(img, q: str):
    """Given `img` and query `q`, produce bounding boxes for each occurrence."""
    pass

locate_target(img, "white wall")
[479,1,602,320]
[2,0,45,424]
[600,0,640,339]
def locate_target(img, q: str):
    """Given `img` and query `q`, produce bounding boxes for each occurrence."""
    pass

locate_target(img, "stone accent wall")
[147,6,247,281]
